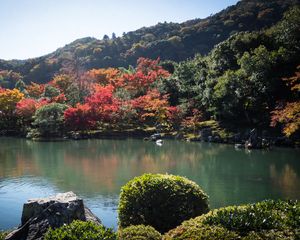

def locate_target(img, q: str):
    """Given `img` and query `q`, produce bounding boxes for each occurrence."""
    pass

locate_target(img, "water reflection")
[270,164,300,198]
[0,137,299,230]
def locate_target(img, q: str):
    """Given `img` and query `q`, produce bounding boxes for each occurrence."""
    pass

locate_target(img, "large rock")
[5,192,101,240]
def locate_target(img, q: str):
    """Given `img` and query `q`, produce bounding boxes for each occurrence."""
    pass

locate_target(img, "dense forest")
[0,0,299,141]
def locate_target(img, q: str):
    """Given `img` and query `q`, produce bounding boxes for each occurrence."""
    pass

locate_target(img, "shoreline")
[0,129,298,149]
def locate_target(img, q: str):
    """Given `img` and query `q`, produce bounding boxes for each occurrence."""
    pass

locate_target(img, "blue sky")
[0,0,239,60]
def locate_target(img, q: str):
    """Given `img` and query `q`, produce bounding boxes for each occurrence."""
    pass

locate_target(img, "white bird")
[156,139,163,146]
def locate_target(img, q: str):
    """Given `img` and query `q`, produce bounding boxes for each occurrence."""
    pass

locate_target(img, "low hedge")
[163,200,300,240]
[163,225,239,240]
[203,200,299,234]
[118,173,209,233]
[44,220,116,240]
[118,224,162,240]
[242,230,299,240]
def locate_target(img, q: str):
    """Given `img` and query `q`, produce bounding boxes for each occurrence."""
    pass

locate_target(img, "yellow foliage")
[52,74,73,92]
[0,88,24,114]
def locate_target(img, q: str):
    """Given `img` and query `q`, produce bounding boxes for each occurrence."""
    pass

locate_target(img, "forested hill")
[0,0,299,85]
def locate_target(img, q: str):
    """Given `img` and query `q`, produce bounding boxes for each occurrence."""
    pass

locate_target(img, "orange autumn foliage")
[26,82,45,99]
[51,74,73,92]
[131,89,169,124]
[271,102,300,137]
[271,65,300,137]
[121,58,170,96]
[84,68,121,86]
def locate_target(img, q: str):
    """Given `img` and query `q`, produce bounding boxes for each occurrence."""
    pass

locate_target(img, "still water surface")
[0,137,299,230]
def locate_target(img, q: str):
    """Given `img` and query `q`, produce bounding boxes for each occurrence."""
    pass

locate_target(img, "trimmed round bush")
[118,173,209,233]
[118,225,162,240]
[44,220,116,240]
[163,200,300,240]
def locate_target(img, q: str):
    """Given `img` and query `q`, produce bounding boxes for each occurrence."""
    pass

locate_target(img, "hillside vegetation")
[0,0,298,85]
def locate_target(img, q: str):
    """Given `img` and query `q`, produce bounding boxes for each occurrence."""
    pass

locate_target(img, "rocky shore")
[4,192,100,240]
[0,126,298,148]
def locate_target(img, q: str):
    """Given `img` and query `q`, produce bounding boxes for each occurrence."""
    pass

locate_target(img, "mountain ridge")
[0,0,299,85]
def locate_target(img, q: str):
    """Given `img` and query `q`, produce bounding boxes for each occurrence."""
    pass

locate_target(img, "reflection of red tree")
[61,148,188,191]
[122,149,204,175]
[270,164,300,198]
[63,154,119,191]
[131,154,166,173]
[0,152,39,178]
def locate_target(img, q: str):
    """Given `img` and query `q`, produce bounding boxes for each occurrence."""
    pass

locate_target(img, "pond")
[0,137,299,230]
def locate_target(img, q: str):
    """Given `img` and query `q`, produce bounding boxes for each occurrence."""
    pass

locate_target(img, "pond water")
[0,137,299,230]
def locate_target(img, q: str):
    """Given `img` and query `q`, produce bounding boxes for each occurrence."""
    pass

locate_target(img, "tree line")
[0,6,299,139]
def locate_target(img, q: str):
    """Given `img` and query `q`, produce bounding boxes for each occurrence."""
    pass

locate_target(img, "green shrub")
[163,225,239,240]
[163,200,300,240]
[118,173,209,233]
[44,220,116,240]
[118,225,162,240]
[242,230,298,240]
[203,200,299,235]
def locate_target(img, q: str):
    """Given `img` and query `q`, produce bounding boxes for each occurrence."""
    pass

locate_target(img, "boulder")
[5,192,101,240]
[211,133,222,143]
[199,128,212,142]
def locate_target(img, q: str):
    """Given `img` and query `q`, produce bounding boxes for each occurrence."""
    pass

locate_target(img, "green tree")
[212,70,246,120]
[43,85,60,98]
[269,5,300,53]
[31,103,67,138]
[172,54,208,107]
[15,79,27,94]
[65,83,81,106]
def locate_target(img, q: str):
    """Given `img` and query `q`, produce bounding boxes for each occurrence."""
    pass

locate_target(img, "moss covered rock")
[118,173,209,233]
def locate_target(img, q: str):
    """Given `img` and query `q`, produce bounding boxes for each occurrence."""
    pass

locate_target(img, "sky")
[0,0,239,60]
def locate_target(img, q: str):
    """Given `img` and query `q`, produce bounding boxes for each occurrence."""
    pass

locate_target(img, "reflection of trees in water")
[178,146,300,208]
[63,154,119,192]
[270,164,300,199]
[0,138,40,178]
[0,138,299,207]
[0,139,229,195]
